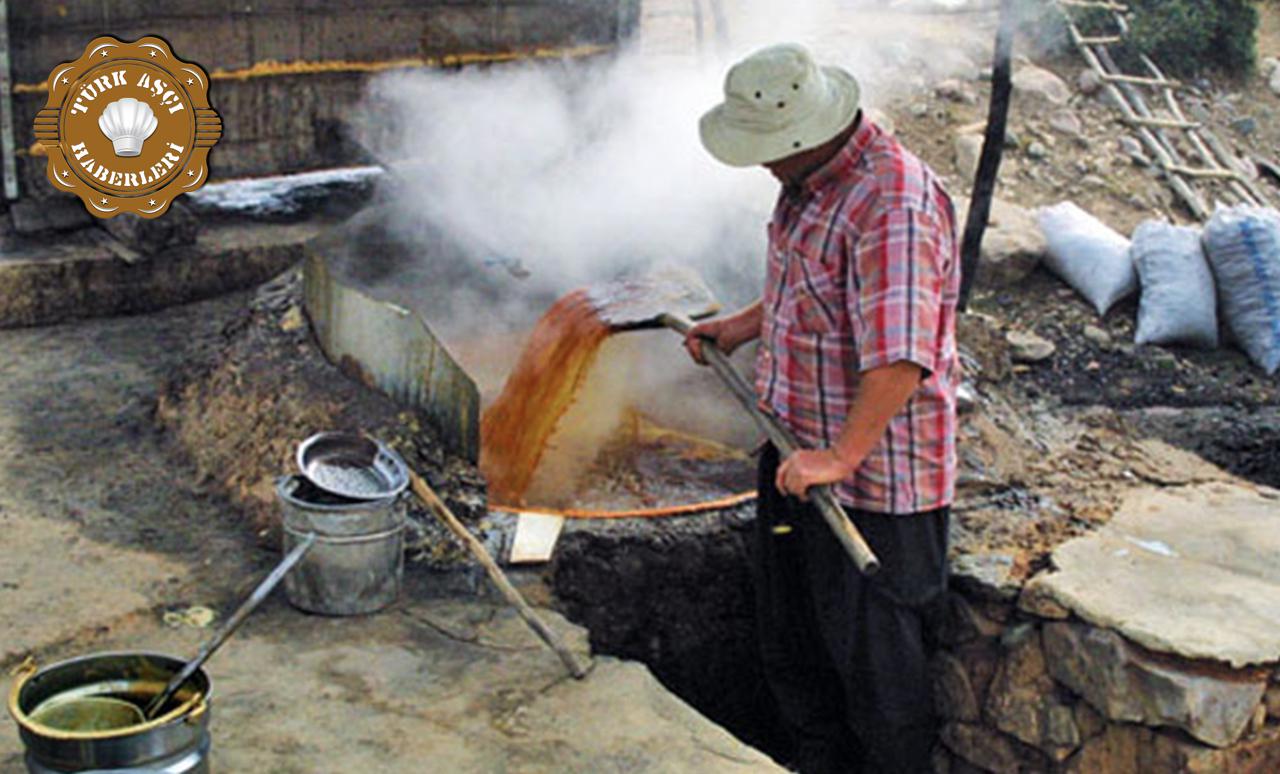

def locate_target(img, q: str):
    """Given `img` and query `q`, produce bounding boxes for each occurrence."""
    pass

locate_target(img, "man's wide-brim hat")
[700,43,861,168]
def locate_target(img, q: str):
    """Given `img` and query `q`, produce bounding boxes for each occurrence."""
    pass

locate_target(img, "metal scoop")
[584,266,721,330]
[589,268,881,576]
[142,533,316,719]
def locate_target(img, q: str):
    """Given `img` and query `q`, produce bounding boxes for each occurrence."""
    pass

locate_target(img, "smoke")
[345,0,992,490]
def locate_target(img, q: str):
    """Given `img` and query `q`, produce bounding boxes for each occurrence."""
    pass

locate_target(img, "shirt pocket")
[785,256,845,336]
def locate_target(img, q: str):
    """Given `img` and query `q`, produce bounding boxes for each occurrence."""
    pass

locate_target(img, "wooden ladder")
[1053,0,1276,220]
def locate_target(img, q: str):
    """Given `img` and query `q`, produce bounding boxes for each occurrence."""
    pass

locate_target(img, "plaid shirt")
[756,118,960,514]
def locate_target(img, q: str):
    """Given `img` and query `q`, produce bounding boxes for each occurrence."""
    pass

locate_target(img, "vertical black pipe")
[957,0,1017,312]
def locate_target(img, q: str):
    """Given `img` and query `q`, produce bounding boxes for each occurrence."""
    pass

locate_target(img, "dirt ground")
[0,295,781,772]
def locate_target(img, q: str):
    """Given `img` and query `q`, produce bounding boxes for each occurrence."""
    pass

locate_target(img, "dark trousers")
[754,444,949,774]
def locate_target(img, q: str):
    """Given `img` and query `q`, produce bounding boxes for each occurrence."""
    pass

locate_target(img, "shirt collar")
[797,115,879,197]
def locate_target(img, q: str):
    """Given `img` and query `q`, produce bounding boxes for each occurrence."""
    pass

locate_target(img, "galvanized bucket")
[277,475,405,615]
[7,652,211,774]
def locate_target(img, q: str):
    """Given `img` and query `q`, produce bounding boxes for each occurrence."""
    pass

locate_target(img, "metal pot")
[277,475,405,615]
[8,652,211,773]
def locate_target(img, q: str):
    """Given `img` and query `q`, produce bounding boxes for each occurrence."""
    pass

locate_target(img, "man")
[686,44,959,773]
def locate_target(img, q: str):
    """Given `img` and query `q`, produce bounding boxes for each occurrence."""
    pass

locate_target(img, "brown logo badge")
[32,36,221,218]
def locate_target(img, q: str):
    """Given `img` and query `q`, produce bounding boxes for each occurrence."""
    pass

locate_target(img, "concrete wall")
[9,0,640,198]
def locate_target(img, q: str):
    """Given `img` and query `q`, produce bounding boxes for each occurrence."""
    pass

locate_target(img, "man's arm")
[775,362,922,499]
[683,299,763,365]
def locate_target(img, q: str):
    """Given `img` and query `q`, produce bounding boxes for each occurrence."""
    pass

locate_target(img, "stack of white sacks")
[1036,202,1280,375]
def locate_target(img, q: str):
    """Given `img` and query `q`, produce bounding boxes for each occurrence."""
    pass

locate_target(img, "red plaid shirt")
[756,117,960,514]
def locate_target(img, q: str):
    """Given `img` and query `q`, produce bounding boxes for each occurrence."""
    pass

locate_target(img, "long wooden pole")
[660,313,881,576]
[408,470,592,679]
[957,0,1016,312]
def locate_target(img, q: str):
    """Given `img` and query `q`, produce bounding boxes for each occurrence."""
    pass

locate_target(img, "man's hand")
[683,301,763,365]
[775,448,854,500]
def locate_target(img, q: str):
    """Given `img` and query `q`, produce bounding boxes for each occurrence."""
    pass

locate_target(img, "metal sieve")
[296,431,409,501]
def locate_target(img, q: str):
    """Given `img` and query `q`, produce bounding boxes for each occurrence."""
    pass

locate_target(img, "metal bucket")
[7,652,211,773]
[277,475,405,615]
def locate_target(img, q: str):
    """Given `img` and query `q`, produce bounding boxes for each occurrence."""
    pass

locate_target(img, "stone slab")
[1025,484,1280,667]
[1045,622,1266,748]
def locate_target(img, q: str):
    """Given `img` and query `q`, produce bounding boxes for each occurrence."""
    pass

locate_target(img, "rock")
[1230,116,1257,137]
[936,79,977,105]
[1270,67,1280,98]
[1049,109,1083,137]
[1077,69,1103,96]
[96,201,200,256]
[1262,57,1280,80]
[1074,701,1106,741]
[940,723,1025,774]
[951,553,1021,602]
[1023,484,1280,671]
[280,305,305,332]
[1266,683,1280,720]
[1043,621,1266,748]
[1118,136,1149,165]
[1018,583,1071,620]
[953,196,1046,288]
[1026,141,1048,160]
[1150,349,1178,370]
[939,593,1006,646]
[1065,721,1280,774]
[954,132,983,182]
[957,312,1011,381]
[1081,174,1107,189]
[985,625,1082,761]
[1083,325,1112,348]
[910,102,930,118]
[1006,330,1055,363]
[934,651,982,722]
[956,382,979,414]
[1064,724,1149,774]
[9,196,91,234]
[1250,702,1267,735]
[1013,65,1071,105]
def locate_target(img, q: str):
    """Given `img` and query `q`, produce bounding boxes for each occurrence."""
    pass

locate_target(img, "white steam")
[346,0,993,476]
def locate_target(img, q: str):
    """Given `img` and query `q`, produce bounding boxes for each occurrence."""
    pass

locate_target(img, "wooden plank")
[1101,73,1179,89]
[1166,166,1245,180]
[1077,35,1124,45]
[1058,0,1129,10]
[1123,116,1200,130]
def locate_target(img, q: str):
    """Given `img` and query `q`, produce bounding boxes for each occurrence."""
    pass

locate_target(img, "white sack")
[1037,201,1136,315]
[1131,221,1218,349]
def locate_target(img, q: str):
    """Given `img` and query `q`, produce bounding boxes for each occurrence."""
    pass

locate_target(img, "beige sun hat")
[700,43,861,168]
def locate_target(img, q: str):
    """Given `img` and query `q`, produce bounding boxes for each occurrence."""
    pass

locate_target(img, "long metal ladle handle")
[660,313,881,576]
[144,532,318,719]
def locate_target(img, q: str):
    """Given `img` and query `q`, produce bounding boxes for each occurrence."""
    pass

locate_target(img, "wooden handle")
[661,313,881,576]
[409,470,592,679]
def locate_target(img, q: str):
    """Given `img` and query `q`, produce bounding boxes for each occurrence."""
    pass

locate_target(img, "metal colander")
[296,432,409,501]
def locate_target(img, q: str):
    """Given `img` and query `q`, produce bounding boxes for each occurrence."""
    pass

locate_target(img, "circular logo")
[33,36,221,218]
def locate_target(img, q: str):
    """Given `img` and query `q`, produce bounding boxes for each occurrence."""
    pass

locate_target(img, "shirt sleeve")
[848,205,949,376]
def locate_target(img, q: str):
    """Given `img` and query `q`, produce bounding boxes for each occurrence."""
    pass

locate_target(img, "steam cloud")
[346,0,991,493]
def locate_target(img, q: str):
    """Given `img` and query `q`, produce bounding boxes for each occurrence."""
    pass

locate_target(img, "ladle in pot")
[142,532,317,719]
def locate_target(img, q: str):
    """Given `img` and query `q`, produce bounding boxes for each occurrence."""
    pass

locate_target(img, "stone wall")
[932,567,1280,773]
[8,0,641,197]
[548,516,1280,773]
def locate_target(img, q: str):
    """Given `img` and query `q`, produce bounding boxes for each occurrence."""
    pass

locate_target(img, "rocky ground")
[871,1,1280,502]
